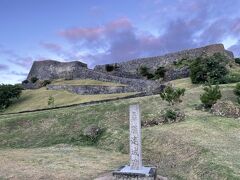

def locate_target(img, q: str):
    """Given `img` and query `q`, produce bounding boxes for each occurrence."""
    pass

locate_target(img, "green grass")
[3,87,136,113]
[0,78,240,179]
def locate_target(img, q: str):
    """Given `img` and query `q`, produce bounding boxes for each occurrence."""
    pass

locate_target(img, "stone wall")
[94,44,234,79]
[27,60,88,80]
[47,85,134,95]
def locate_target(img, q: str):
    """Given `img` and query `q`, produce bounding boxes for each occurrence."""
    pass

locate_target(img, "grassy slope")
[3,79,134,113]
[0,78,240,179]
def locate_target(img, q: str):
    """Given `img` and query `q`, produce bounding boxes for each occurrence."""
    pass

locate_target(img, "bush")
[234,83,240,96]
[48,96,55,107]
[30,77,39,83]
[235,58,240,64]
[42,80,51,87]
[22,79,29,84]
[154,66,166,79]
[0,84,23,110]
[222,72,240,83]
[200,83,222,108]
[105,64,114,72]
[160,85,185,105]
[163,109,185,123]
[190,53,228,84]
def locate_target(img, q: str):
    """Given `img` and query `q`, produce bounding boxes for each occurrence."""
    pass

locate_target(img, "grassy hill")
[0,78,240,179]
[3,79,135,113]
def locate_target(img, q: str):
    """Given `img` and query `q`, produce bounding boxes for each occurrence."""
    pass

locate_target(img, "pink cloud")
[40,42,62,52]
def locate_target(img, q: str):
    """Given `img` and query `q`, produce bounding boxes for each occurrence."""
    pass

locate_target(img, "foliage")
[234,83,240,104]
[222,72,240,83]
[235,58,240,64]
[42,80,51,87]
[173,58,191,68]
[154,66,166,79]
[105,64,115,72]
[234,83,240,96]
[0,84,23,110]
[139,66,165,79]
[160,85,185,105]
[22,79,29,84]
[48,95,55,107]
[190,53,228,84]
[163,109,177,120]
[30,77,39,83]
[200,83,222,108]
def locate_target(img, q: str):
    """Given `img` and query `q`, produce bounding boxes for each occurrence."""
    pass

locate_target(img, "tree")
[0,84,23,110]
[190,53,228,84]
[160,85,185,105]
[154,66,166,79]
[200,83,222,108]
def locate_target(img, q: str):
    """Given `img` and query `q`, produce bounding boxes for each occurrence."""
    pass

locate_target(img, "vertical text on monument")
[129,104,142,170]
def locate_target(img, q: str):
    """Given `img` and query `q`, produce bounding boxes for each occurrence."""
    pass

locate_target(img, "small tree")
[48,96,55,107]
[234,83,240,104]
[190,53,228,84]
[0,84,23,110]
[200,83,222,108]
[160,85,185,105]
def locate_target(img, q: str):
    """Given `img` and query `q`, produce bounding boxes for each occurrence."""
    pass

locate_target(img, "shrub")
[0,84,23,110]
[105,64,114,72]
[42,80,51,87]
[222,72,240,83]
[160,85,185,105]
[30,77,39,83]
[200,83,222,108]
[234,83,240,96]
[139,66,150,76]
[163,109,185,123]
[22,79,29,84]
[154,66,166,79]
[190,53,228,84]
[174,58,191,68]
[235,58,240,64]
[48,96,55,107]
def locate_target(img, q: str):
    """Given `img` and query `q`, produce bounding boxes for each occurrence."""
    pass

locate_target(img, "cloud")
[40,42,63,53]
[44,0,240,66]
[10,71,28,76]
[0,64,9,71]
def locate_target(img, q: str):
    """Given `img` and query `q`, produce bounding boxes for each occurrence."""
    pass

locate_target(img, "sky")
[0,0,240,84]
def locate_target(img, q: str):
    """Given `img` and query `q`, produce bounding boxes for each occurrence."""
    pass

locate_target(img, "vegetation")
[47,95,55,107]
[30,77,39,83]
[173,58,191,68]
[42,80,51,86]
[22,79,29,84]
[0,79,239,179]
[139,66,166,79]
[105,64,115,72]
[160,85,185,105]
[234,83,240,104]
[200,83,222,108]
[0,84,23,110]
[154,66,166,79]
[190,53,228,84]
[235,58,240,64]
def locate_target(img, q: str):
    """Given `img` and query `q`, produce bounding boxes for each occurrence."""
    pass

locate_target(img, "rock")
[211,101,240,118]
[83,124,102,140]
[94,44,234,80]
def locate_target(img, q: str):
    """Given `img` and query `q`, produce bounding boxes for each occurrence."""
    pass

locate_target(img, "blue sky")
[0,0,240,84]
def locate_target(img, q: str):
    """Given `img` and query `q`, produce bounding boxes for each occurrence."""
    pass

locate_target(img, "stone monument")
[113,104,157,180]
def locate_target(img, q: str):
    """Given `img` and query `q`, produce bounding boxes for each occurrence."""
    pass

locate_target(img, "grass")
[0,78,239,179]
[3,87,136,113]
[51,79,126,86]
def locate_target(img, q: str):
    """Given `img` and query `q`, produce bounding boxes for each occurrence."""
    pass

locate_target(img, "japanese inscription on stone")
[129,104,142,170]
